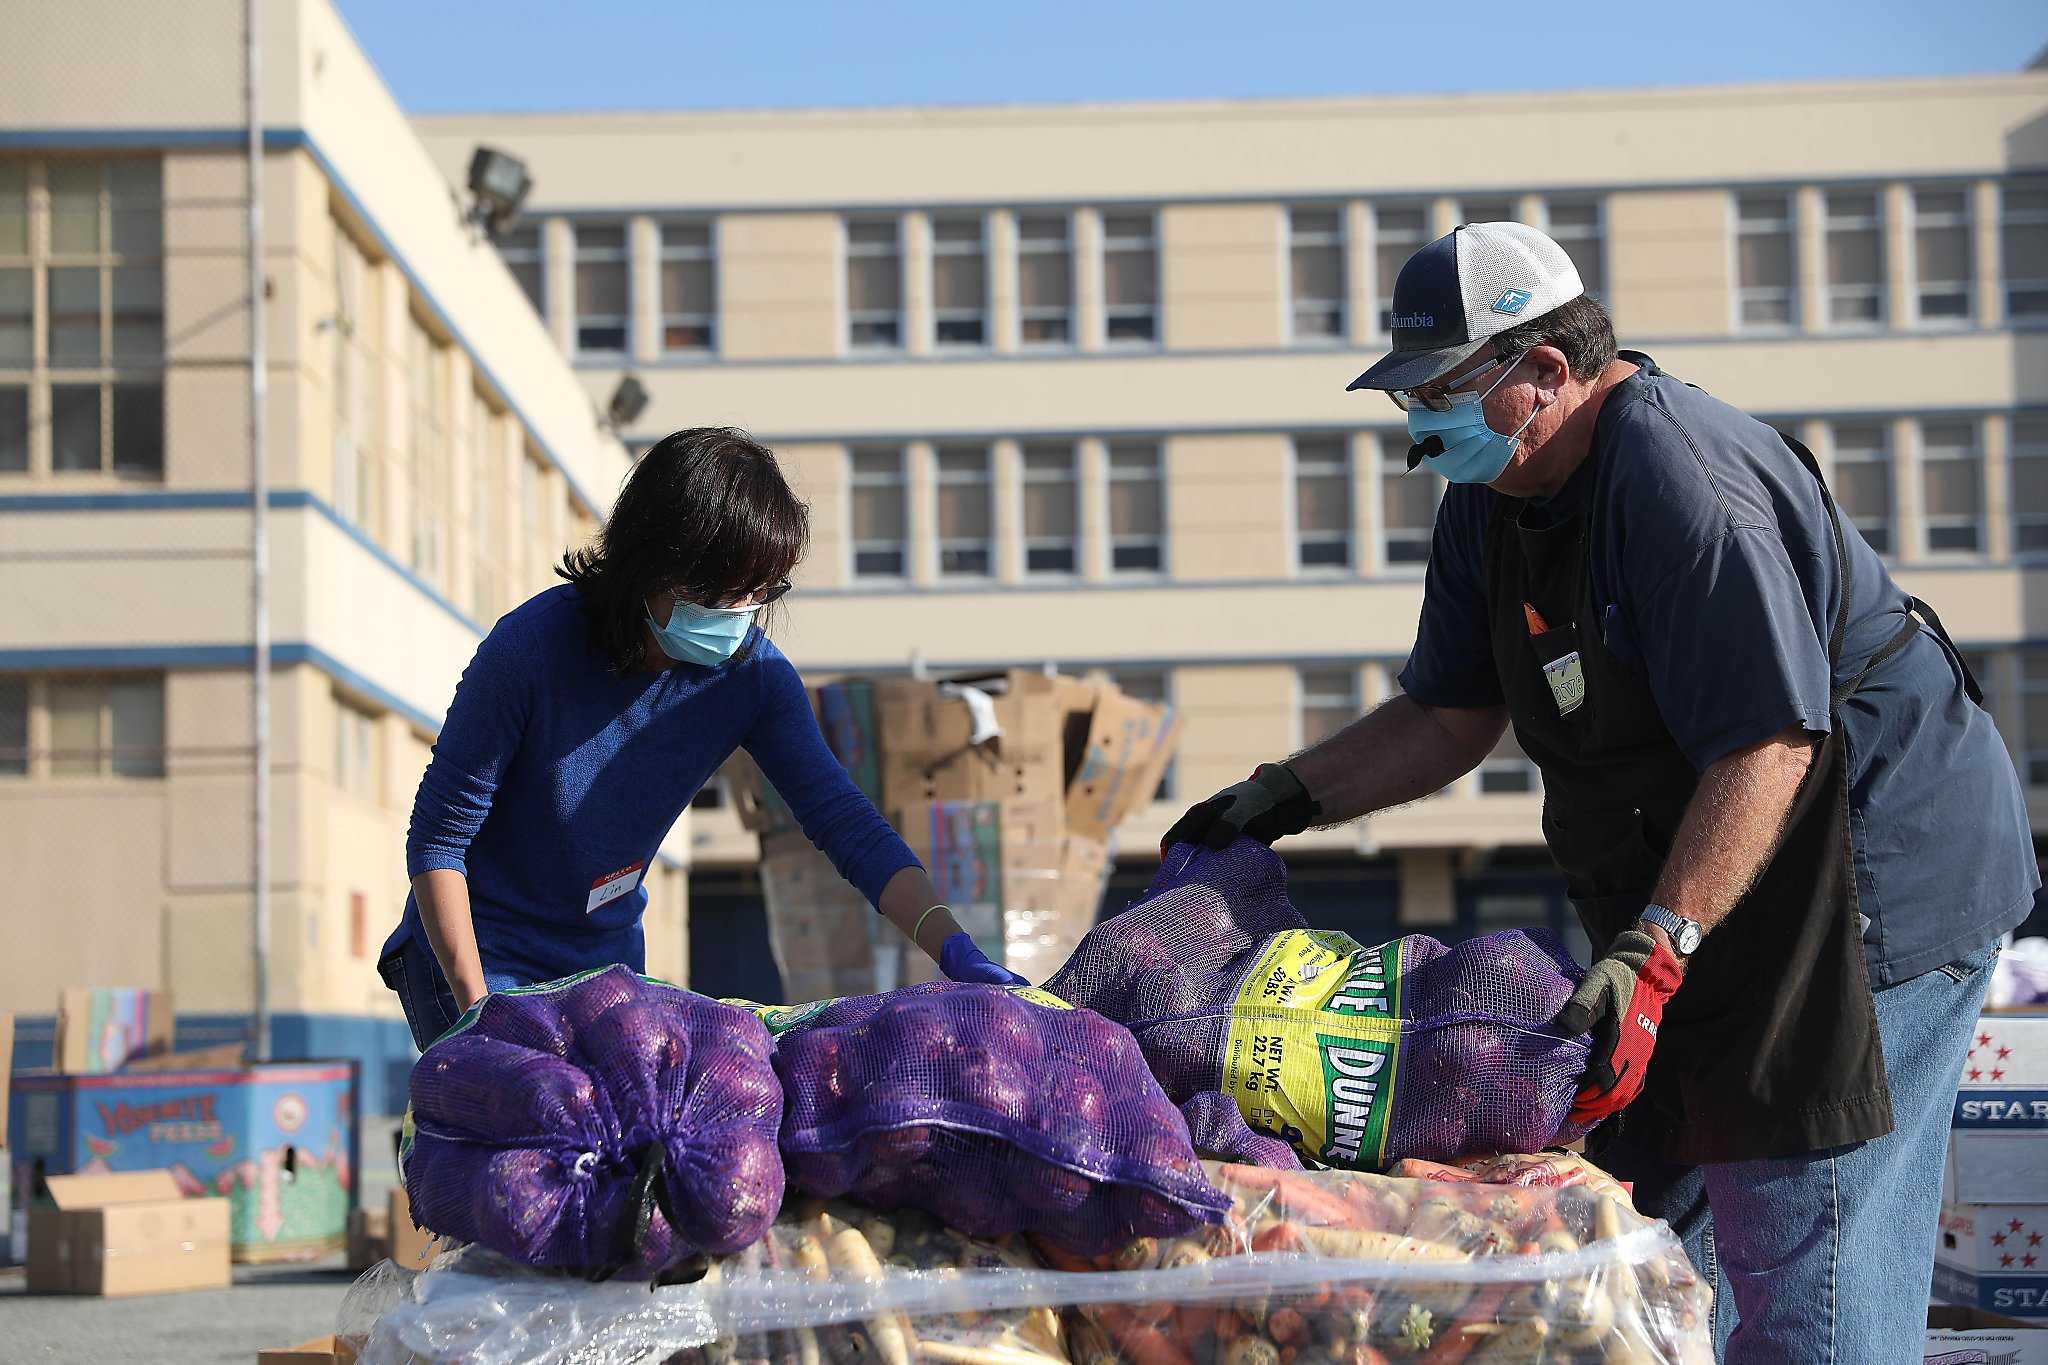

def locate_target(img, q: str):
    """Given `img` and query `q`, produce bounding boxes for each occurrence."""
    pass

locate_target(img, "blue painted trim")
[0,642,445,733]
[0,488,486,636]
[0,127,617,515]
[502,164,2048,219]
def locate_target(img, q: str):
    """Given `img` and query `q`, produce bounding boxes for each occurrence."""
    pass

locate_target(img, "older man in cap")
[1167,221,2035,1361]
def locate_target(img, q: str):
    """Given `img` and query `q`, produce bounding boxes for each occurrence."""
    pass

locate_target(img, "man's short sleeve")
[1398,487,1505,709]
[1632,527,1833,770]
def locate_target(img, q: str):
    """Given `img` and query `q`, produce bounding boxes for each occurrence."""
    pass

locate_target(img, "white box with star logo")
[1936,1203,2048,1318]
[1948,1013,2048,1206]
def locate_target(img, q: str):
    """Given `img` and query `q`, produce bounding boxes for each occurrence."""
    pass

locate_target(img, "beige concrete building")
[416,72,2048,994]
[0,0,676,1105]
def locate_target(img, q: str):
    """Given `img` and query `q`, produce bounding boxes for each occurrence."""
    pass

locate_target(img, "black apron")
[1481,424,1968,1164]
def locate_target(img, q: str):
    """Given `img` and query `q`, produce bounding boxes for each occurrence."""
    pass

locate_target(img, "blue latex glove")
[939,932,1030,987]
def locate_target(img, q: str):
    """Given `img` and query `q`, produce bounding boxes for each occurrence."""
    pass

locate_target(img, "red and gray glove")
[1553,929,1683,1124]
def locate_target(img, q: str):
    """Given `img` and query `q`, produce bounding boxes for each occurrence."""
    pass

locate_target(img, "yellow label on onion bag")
[1220,930,1406,1168]
[1008,985,1075,1012]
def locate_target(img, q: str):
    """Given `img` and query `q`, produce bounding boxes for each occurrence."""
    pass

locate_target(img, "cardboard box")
[125,1043,248,1073]
[879,673,1065,814]
[11,1060,359,1262]
[724,750,797,837]
[1926,1307,2048,1362]
[758,833,880,1003]
[817,680,885,806]
[1963,1013,2048,1087]
[1947,1129,2048,1205]
[1937,1202,2048,1317]
[1063,686,1182,843]
[258,1337,359,1365]
[345,1203,389,1272]
[387,1184,444,1271]
[55,988,174,1074]
[900,800,1007,960]
[27,1169,230,1296]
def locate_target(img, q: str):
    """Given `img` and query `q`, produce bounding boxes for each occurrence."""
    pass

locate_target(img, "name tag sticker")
[1543,652,1586,715]
[586,861,647,914]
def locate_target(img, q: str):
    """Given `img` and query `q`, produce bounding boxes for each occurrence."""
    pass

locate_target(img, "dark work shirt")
[1401,354,2035,985]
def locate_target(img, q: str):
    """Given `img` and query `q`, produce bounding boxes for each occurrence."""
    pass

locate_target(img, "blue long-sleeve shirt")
[387,584,919,984]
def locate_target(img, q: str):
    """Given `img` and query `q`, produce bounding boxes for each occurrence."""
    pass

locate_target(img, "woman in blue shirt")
[380,428,1021,1049]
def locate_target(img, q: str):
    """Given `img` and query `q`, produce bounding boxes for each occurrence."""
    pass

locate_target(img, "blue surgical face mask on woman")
[646,594,758,667]
[1405,358,1545,485]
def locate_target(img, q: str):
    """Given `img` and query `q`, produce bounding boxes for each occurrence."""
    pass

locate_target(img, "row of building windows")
[498,177,2048,359]
[830,414,2048,584]
[0,674,165,778]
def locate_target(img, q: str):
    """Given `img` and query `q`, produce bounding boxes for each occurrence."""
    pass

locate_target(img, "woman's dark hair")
[560,427,809,673]
[1491,294,1618,383]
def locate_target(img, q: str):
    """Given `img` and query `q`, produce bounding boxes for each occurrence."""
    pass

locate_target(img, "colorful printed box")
[10,1061,358,1262]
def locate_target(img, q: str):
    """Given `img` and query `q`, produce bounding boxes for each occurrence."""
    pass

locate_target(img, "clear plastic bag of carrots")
[348,1164,1710,1365]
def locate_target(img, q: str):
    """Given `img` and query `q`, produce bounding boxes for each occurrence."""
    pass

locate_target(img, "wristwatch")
[1639,903,1704,957]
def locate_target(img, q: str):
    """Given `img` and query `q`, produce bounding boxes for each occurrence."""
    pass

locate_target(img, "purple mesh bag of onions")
[403,965,784,1281]
[1046,840,1596,1168]
[773,981,1231,1256]
[1178,1091,1302,1170]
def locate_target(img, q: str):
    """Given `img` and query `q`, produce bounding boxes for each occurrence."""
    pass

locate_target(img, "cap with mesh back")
[1348,221,1584,394]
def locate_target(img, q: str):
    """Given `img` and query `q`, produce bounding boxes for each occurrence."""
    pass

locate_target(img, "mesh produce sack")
[772,981,1231,1255]
[1045,841,1595,1168]
[1178,1091,1303,1171]
[403,965,786,1279]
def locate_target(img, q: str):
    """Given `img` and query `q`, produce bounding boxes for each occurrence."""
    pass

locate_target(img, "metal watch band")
[1640,902,1703,955]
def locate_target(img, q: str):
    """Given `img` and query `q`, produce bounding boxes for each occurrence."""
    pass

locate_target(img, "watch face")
[1676,922,1704,955]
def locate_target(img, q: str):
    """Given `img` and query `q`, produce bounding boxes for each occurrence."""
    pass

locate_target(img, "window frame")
[1734,191,1801,334]
[1377,432,1438,571]
[570,220,632,357]
[1287,205,1346,345]
[2002,177,2048,321]
[0,157,165,481]
[848,445,910,581]
[1292,435,1354,573]
[1543,197,1606,298]
[1822,188,1888,330]
[934,443,995,578]
[1909,184,1973,327]
[5,672,166,780]
[1828,420,1895,558]
[1917,417,1984,558]
[658,218,717,356]
[845,216,905,352]
[333,691,379,801]
[1015,211,1075,348]
[2021,649,2048,786]
[1020,441,1083,576]
[1297,665,1361,752]
[1106,439,1167,575]
[1100,210,1160,347]
[930,214,989,350]
[2010,416,2048,560]
[495,222,547,318]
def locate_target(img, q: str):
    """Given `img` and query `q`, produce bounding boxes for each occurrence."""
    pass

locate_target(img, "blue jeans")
[379,935,524,1052]
[1599,941,1999,1363]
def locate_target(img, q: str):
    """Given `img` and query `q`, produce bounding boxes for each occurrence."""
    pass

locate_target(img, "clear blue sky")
[336,0,2044,115]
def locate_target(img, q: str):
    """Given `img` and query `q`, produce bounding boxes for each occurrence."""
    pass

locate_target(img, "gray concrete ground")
[0,1116,407,1365]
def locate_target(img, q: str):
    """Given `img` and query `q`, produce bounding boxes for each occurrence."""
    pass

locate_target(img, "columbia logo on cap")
[1392,312,1435,329]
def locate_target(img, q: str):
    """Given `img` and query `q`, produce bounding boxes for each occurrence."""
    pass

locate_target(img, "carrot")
[1167,1305,1215,1353]
[1029,1238,1101,1274]
[1251,1222,1306,1255]
[1414,1286,1508,1365]
[1100,1317,1195,1365]
[1214,1169,1356,1228]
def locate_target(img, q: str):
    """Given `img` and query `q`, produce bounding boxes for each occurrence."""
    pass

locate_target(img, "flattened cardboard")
[758,833,879,1002]
[259,1337,360,1365]
[123,1043,247,1073]
[1065,688,1181,842]
[817,680,885,806]
[1925,1306,2048,1363]
[56,988,174,1074]
[387,1185,443,1271]
[29,1169,230,1296]
[878,673,1063,814]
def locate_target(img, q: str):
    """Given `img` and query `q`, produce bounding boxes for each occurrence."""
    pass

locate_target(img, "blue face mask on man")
[1404,357,1544,485]
[645,595,757,667]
